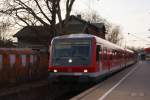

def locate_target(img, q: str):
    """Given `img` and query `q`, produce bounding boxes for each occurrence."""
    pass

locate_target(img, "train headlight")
[84,69,88,73]
[68,58,72,63]
[54,69,58,72]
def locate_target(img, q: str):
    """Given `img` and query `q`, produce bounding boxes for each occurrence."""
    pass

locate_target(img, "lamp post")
[125,33,130,49]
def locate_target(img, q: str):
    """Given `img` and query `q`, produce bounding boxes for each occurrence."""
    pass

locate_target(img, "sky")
[72,0,150,48]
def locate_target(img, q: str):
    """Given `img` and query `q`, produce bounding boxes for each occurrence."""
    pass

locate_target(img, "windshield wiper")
[73,55,87,60]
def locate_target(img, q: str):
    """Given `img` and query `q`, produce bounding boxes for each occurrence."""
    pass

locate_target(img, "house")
[13,26,52,49]
[13,15,106,49]
[61,15,106,39]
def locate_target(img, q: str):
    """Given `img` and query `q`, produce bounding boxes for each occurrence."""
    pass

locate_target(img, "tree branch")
[46,0,52,13]
[56,0,63,33]
[64,0,75,27]
[33,0,51,23]
[65,0,75,19]
[16,0,49,26]
[15,11,30,26]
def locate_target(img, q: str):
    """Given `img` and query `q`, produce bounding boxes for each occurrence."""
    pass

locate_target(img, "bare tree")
[75,10,111,34]
[75,10,123,45]
[0,0,76,36]
[107,25,123,45]
[0,21,13,47]
[0,21,11,40]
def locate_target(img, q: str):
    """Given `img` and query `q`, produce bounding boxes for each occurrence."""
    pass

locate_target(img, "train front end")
[48,35,97,82]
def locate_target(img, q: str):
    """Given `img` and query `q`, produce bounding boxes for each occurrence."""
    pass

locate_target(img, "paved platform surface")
[0,80,48,96]
[71,61,150,100]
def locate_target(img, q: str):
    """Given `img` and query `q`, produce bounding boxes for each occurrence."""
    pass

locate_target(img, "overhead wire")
[128,33,150,43]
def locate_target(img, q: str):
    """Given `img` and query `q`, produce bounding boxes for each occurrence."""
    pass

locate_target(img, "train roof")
[53,34,93,39]
[93,35,124,51]
[52,33,134,53]
[125,49,134,53]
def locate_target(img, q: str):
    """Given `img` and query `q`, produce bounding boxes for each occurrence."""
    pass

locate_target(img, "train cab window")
[52,40,91,66]
[96,45,101,61]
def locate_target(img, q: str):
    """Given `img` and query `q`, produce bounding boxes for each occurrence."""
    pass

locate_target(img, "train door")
[113,50,117,67]
[120,51,124,68]
[122,51,126,67]
[112,50,115,67]
[107,49,111,71]
[96,44,101,72]
[109,49,113,69]
[106,48,111,71]
[100,45,104,71]
[102,47,108,71]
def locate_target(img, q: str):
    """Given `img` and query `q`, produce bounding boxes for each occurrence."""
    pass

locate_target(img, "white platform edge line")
[98,65,138,100]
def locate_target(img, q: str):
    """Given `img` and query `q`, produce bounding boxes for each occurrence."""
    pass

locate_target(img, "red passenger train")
[48,34,136,82]
[144,47,150,60]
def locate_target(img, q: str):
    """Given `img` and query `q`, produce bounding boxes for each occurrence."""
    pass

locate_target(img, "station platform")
[71,61,150,100]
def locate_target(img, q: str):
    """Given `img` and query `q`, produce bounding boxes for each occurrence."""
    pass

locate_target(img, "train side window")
[103,48,107,60]
[96,45,101,61]
[114,50,117,59]
[9,54,16,68]
[0,55,2,69]
[112,50,114,59]
[116,51,118,59]
[110,49,113,60]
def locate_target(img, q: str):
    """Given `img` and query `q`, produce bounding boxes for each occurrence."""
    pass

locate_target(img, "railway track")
[0,80,88,100]
[0,79,94,100]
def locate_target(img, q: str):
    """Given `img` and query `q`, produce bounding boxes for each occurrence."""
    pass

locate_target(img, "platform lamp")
[148,29,150,38]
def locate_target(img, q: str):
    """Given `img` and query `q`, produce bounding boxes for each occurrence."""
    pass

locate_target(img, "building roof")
[65,15,106,33]
[14,15,106,38]
[13,26,51,38]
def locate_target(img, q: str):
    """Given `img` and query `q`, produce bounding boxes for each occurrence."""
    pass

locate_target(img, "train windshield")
[52,39,92,66]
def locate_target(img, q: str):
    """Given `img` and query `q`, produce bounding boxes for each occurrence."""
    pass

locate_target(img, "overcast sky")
[73,0,150,48]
